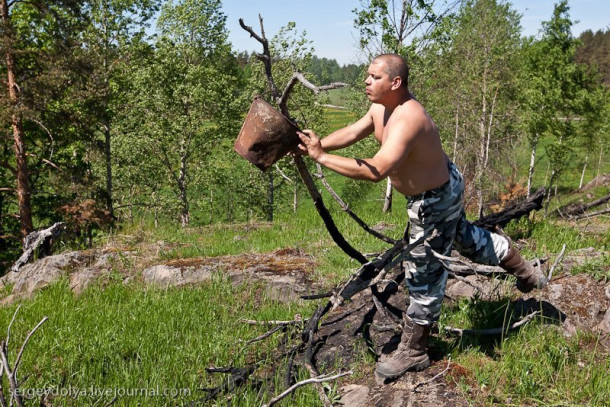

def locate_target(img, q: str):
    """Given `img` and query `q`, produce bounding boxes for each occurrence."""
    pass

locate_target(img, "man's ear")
[391,76,402,90]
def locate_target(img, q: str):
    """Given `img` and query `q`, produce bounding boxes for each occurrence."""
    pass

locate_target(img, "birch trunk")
[595,146,603,186]
[579,153,589,189]
[382,178,392,213]
[103,122,114,218]
[527,134,538,199]
[267,172,274,222]
[178,142,189,228]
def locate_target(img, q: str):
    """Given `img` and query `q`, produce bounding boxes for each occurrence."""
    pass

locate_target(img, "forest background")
[1,0,609,271]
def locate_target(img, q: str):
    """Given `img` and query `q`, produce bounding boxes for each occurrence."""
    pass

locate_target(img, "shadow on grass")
[438,296,566,358]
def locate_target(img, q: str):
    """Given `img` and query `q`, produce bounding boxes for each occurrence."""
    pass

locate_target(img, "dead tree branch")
[280,72,347,105]
[11,222,64,272]
[573,207,610,220]
[559,192,610,218]
[474,187,545,230]
[547,244,566,281]
[262,371,352,407]
[444,311,540,336]
[240,16,369,266]
[315,163,397,244]
[412,359,451,393]
[0,306,48,407]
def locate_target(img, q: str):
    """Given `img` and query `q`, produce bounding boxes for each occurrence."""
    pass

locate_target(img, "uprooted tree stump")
[200,16,552,406]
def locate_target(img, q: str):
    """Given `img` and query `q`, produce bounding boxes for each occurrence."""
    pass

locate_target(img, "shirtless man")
[297,54,547,379]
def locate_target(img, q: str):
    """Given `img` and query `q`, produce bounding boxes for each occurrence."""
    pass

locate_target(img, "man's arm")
[298,111,419,182]
[318,106,376,152]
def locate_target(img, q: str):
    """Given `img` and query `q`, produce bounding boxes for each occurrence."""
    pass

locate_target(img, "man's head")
[374,54,409,89]
[365,54,409,104]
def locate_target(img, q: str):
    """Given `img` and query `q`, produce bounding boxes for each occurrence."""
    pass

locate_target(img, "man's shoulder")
[392,100,428,125]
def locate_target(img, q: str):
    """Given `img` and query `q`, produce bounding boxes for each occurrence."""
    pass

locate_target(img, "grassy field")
[1,106,609,406]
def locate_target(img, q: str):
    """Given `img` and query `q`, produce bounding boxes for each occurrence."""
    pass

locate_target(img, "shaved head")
[373,54,409,89]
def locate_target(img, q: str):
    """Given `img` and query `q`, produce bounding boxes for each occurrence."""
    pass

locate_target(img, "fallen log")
[558,192,610,218]
[474,187,545,230]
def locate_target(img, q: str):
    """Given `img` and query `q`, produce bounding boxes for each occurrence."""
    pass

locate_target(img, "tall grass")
[0,277,322,406]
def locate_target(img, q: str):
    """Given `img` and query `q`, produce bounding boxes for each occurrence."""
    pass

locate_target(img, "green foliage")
[352,0,454,59]
[417,0,522,212]
[520,1,607,200]
[114,0,244,227]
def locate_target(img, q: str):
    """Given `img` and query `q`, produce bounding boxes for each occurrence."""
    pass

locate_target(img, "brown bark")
[2,0,34,241]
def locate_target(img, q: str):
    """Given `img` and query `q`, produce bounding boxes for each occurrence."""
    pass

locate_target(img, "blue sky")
[221,0,610,66]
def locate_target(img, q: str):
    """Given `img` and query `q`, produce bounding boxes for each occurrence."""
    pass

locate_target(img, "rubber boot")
[500,246,548,293]
[376,317,431,379]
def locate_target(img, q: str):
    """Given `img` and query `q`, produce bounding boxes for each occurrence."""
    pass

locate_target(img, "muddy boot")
[376,318,431,379]
[500,246,548,293]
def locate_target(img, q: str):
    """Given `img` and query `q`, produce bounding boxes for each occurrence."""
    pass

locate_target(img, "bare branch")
[25,153,61,171]
[239,318,302,326]
[444,311,540,336]
[29,118,55,160]
[239,16,281,103]
[13,316,48,381]
[273,164,294,184]
[242,325,284,345]
[573,207,610,221]
[547,244,566,281]
[6,304,22,350]
[412,358,451,392]
[315,163,397,244]
[238,18,266,46]
[262,371,352,407]
[279,72,348,105]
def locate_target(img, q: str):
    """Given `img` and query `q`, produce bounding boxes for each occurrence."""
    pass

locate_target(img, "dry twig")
[412,358,451,392]
[547,244,566,281]
[262,371,352,407]
[444,311,540,336]
[0,306,48,407]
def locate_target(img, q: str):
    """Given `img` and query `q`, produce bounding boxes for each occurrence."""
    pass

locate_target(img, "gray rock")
[1,251,92,294]
[141,264,212,287]
[340,384,370,407]
[596,308,610,334]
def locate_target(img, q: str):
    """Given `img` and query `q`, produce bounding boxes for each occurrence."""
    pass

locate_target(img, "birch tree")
[122,0,241,227]
[80,0,160,219]
[423,0,521,215]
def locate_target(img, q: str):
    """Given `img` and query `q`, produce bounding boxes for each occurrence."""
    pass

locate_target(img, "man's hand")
[297,130,326,162]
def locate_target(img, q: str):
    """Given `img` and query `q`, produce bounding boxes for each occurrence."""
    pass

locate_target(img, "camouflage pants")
[404,162,509,326]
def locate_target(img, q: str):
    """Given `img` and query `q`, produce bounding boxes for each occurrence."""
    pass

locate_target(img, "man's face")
[364,60,393,103]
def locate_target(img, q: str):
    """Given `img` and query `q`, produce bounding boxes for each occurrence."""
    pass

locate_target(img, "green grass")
[445,322,610,405]
[0,277,322,406]
[438,293,610,406]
